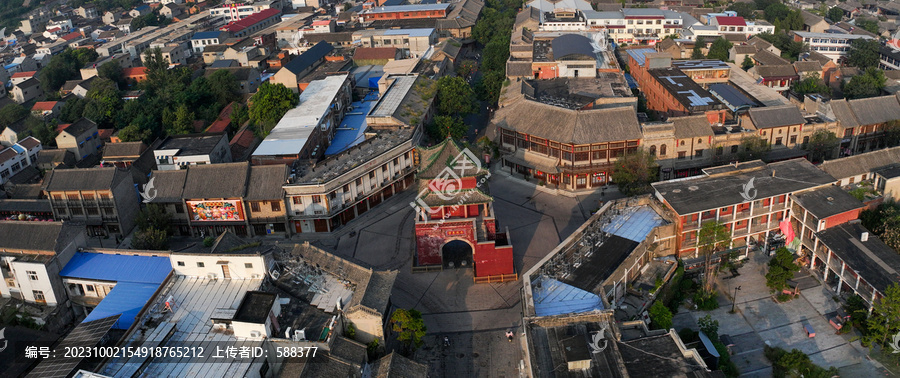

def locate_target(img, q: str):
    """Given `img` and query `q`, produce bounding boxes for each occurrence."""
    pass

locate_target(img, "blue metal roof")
[326,100,375,156]
[532,276,604,317]
[623,73,638,89]
[10,144,25,153]
[60,252,171,284]
[708,83,757,111]
[626,48,656,67]
[383,28,434,37]
[192,31,224,40]
[602,206,664,243]
[82,282,159,329]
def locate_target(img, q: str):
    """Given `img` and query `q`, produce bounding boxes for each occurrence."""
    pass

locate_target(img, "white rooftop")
[369,75,417,119]
[793,31,875,39]
[253,74,349,157]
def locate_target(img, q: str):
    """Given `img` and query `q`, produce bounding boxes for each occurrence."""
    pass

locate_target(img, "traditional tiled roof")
[181,162,249,199]
[417,137,488,179]
[244,164,288,200]
[43,167,129,192]
[753,49,790,66]
[818,146,900,179]
[748,105,806,128]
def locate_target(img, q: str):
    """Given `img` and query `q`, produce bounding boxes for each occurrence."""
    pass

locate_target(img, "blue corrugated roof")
[192,31,224,40]
[60,252,171,284]
[82,282,158,329]
[624,73,638,89]
[626,48,656,67]
[532,276,604,317]
[326,100,375,156]
[602,206,664,243]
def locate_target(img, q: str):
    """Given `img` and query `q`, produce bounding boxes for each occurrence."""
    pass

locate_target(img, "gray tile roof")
[791,185,864,219]
[753,49,790,66]
[818,145,900,179]
[0,221,82,254]
[147,169,187,203]
[672,115,714,139]
[848,95,900,126]
[102,142,146,159]
[244,164,287,200]
[493,95,642,145]
[181,162,249,199]
[370,353,429,378]
[748,105,806,129]
[754,64,798,78]
[62,118,97,137]
[43,167,130,192]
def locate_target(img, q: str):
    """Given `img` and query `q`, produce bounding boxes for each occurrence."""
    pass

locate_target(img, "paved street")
[673,251,891,377]
[289,167,621,377]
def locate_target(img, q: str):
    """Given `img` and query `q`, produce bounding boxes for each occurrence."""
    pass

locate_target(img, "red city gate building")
[412,139,515,282]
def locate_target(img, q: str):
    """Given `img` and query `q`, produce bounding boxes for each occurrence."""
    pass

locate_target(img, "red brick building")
[412,139,515,282]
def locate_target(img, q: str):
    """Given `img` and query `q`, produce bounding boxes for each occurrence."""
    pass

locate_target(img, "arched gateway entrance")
[442,239,473,269]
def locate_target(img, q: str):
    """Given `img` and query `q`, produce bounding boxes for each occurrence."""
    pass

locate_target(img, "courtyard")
[673,250,893,377]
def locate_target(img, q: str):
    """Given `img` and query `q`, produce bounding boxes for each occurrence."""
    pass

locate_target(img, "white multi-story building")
[208,0,283,22]
[0,137,41,185]
[0,222,85,306]
[793,31,875,63]
[583,8,688,44]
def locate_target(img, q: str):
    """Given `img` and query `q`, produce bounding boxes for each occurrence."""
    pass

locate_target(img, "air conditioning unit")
[251,274,261,279]
[207,273,217,279]
[250,331,261,338]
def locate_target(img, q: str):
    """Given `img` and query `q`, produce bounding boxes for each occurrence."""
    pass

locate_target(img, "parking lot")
[673,251,891,377]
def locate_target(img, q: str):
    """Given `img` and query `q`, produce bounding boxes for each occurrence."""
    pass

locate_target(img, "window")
[245,263,253,268]
[312,196,322,203]
[177,261,185,266]
[33,290,45,302]
[86,285,95,292]
[695,149,703,158]
[775,137,783,145]
[649,145,656,156]
[678,151,686,160]
[356,177,362,186]
[789,135,797,144]
[27,270,38,280]
[271,201,280,212]
[251,202,260,212]
[680,140,685,146]
[197,262,205,267]
[71,207,83,215]
[731,145,739,153]
[660,144,667,156]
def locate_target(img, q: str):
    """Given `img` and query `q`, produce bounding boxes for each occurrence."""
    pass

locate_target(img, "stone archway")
[442,239,473,269]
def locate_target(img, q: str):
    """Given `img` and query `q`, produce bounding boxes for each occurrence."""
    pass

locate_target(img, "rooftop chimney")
[861,232,869,242]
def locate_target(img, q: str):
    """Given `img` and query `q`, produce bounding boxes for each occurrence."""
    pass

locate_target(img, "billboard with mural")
[187,200,244,221]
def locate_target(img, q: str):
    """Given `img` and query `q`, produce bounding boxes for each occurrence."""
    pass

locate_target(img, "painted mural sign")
[187,200,244,221]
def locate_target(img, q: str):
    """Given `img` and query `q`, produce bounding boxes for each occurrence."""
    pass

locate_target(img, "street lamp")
[731,286,742,313]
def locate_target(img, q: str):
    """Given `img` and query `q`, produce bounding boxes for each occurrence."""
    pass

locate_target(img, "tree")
[737,136,770,162]
[707,38,732,61]
[390,308,427,354]
[428,115,467,140]
[727,2,756,19]
[98,60,126,89]
[649,301,673,329]
[248,82,298,136]
[843,67,886,99]
[691,44,705,59]
[455,59,477,78]
[855,18,879,34]
[847,39,881,70]
[131,228,169,250]
[612,148,658,196]
[698,314,719,341]
[0,103,29,127]
[698,220,731,293]
[230,103,250,131]
[135,204,172,235]
[435,76,476,116]
[168,104,194,135]
[117,124,151,142]
[205,69,241,106]
[885,120,900,147]
[82,78,123,128]
[791,76,830,96]
[827,7,844,22]
[741,56,755,71]
[804,129,839,162]
[59,97,88,123]
[865,283,900,348]
[474,70,505,104]
[765,247,798,291]
[40,48,99,94]
[30,121,58,147]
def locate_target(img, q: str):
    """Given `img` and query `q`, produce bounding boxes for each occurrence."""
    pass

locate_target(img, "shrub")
[203,236,215,247]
